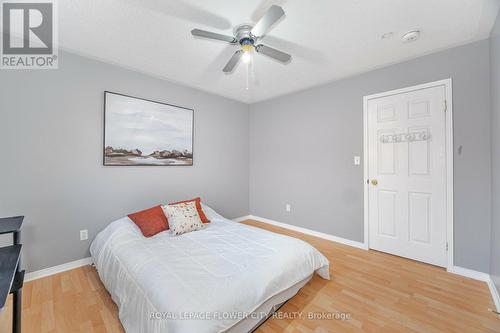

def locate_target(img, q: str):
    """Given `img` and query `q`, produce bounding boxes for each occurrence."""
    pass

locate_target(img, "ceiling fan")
[191,5,291,73]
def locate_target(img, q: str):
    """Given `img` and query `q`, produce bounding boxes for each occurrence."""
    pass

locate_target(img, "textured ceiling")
[58,0,500,103]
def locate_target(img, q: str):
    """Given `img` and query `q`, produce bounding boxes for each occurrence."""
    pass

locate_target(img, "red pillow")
[128,205,169,237]
[169,197,210,223]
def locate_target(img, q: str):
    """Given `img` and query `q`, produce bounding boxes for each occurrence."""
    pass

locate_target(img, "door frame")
[362,78,454,270]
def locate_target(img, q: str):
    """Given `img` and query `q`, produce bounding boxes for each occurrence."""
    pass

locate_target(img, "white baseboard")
[235,214,368,250]
[448,265,491,282]
[232,215,252,223]
[487,278,500,316]
[25,257,93,282]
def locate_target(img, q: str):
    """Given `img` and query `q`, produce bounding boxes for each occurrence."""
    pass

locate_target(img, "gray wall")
[0,51,250,272]
[490,11,500,290]
[249,40,492,272]
[0,39,495,275]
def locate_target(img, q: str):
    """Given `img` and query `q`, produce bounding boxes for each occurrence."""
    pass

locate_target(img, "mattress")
[226,274,312,333]
[90,205,330,333]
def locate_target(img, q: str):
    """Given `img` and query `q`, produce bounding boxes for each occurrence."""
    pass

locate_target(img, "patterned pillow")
[162,201,204,236]
[169,197,210,224]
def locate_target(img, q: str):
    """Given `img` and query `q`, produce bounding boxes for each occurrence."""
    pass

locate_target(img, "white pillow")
[163,201,204,236]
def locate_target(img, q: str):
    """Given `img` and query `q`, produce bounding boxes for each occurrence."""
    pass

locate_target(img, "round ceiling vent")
[402,30,420,43]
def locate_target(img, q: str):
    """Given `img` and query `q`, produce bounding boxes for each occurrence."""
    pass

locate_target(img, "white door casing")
[363,79,453,268]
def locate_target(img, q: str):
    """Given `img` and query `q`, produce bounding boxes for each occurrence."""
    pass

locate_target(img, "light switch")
[80,229,88,241]
[285,204,291,212]
[354,156,361,165]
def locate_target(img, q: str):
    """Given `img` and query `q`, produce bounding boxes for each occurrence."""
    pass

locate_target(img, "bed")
[90,205,330,333]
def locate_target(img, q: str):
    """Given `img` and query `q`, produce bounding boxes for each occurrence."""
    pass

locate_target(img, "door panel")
[378,129,396,175]
[367,85,447,267]
[377,104,397,122]
[408,100,431,119]
[408,127,430,176]
[408,192,431,244]
[378,190,397,237]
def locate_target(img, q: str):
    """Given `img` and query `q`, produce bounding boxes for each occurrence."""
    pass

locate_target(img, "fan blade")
[255,44,291,63]
[251,5,285,37]
[223,51,243,73]
[191,29,237,43]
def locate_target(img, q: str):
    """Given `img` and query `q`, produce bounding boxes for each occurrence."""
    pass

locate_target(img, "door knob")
[371,179,378,186]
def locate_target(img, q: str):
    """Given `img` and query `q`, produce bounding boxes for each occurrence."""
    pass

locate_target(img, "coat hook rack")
[380,131,430,144]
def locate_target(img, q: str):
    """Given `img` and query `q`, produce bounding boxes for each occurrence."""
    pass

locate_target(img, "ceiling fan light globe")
[242,44,253,53]
[242,52,252,64]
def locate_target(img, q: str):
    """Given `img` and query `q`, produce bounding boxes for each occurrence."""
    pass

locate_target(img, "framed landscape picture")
[103,91,194,166]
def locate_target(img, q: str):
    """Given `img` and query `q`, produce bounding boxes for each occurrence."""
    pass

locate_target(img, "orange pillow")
[128,205,169,237]
[169,197,210,223]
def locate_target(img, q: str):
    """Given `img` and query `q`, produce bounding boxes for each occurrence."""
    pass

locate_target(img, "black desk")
[0,216,24,333]
[0,245,21,308]
[0,216,23,236]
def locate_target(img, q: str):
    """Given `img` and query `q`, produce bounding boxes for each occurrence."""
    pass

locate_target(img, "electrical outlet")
[285,204,291,212]
[80,229,88,241]
[354,156,361,165]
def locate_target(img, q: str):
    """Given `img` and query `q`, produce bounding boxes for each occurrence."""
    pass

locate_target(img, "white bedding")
[90,205,330,333]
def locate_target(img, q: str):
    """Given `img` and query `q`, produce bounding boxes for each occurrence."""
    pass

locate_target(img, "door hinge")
[446,242,448,251]
[444,100,447,112]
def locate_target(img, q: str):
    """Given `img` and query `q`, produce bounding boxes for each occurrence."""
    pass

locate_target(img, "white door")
[367,85,447,267]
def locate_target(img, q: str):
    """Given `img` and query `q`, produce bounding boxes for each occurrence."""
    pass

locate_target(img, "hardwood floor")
[1,219,499,332]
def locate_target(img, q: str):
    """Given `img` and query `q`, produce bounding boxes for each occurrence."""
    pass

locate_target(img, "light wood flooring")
[1,219,499,332]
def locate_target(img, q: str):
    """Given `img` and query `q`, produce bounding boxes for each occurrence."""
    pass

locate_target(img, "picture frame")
[103,91,194,166]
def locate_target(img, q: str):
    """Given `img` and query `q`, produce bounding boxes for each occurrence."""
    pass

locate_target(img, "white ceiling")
[59,0,500,103]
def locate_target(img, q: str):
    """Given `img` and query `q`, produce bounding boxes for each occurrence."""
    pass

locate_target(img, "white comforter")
[90,206,330,333]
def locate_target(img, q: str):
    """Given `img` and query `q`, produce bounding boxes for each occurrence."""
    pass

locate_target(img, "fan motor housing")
[234,24,255,45]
